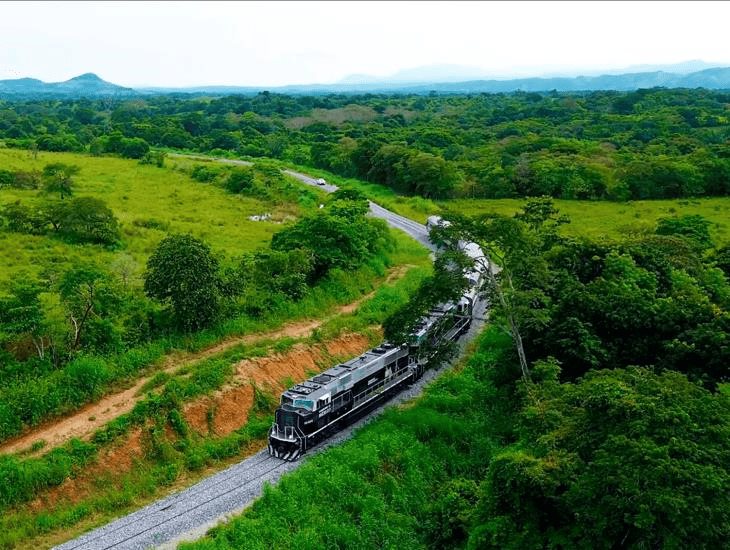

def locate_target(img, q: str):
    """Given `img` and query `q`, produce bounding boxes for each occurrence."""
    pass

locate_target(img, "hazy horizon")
[1,1,729,87]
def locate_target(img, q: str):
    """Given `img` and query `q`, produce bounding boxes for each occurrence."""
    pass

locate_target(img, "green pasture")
[272,160,730,245]
[0,149,302,285]
[443,196,730,244]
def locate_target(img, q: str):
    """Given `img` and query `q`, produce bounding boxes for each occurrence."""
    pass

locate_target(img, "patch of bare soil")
[0,265,411,457]
[183,332,374,437]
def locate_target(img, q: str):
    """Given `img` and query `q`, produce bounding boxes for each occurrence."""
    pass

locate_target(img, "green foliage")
[41,162,79,199]
[1,196,120,245]
[6,88,729,201]
[59,266,123,351]
[473,367,730,549]
[139,150,166,167]
[0,439,96,509]
[0,169,40,189]
[272,198,392,278]
[0,200,45,234]
[224,167,255,194]
[656,213,713,250]
[190,164,220,183]
[0,278,46,358]
[715,243,730,276]
[119,137,150,159]
[144,234,222,331]
[238,248,314,302]
[51,196,121,245]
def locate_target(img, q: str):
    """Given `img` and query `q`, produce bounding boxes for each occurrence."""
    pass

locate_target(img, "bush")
[190,165,220,183]
[224,167,255,194]
[119,138,150,159]
[139,150,166,167]
[64,357,112,401]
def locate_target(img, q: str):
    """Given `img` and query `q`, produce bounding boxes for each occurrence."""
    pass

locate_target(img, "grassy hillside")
[0,149,310,285]
[279,163,730,244]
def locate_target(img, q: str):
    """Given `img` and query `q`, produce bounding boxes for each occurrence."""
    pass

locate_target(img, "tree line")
[1,87,729,200]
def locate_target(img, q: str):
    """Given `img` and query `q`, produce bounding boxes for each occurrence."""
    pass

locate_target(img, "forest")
[0,87,729,200]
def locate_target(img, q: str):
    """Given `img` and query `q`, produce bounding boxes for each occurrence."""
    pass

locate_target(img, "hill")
[0,73,135,98]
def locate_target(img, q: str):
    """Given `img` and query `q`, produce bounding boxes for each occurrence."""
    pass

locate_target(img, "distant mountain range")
[337,60,726,84]
[0,73,135,98]
[2,65,730,100]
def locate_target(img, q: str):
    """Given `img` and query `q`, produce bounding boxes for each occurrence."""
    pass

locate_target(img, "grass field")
[271,161,730,245]
[443,197,730,244]
[0,149,307,285]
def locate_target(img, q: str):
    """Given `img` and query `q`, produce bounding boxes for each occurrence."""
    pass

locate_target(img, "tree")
[0,279,50,359]
[715,244,730,277]
[224,167,255,193]
[0,201,45,234]
[656,214,713,251]
[429,199,562,383]
[42,163,79,199]
[271,209,390,279]
[59,267,121,351]
[144,234,222,330]
[119,137,150,159]
[471,366,730,549]
[403,152,461,198]
[49,197,120,245]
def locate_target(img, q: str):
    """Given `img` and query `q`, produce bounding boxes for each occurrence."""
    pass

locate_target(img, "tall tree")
[58,267,121,351]
[144,234,222,331]
[42,163,80,199]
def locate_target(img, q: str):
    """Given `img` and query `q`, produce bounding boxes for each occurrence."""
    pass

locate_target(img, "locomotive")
[269,218,487,461]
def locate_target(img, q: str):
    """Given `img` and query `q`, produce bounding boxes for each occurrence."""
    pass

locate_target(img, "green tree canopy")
[471,366,730,549]
[49,197,121,245]
[41,162,79,199]
[143,234,222,331]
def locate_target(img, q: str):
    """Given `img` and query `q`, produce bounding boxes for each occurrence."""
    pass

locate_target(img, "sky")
[1,1,729,87]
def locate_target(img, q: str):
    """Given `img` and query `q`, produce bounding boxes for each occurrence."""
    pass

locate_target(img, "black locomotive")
[269,294,477,460]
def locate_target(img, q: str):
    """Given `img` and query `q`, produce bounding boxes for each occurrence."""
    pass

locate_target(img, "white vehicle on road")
[316,178,327,185]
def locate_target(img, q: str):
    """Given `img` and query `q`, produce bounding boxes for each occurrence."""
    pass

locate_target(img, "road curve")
[167,155,434,250]
[56,155,453,550]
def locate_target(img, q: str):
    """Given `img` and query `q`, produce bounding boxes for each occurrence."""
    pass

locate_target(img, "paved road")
[282,168,434,250]
[56,156,458,550]
[167,155,435,251]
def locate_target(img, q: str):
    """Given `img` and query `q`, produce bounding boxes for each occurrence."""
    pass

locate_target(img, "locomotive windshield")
[293,399,314,410]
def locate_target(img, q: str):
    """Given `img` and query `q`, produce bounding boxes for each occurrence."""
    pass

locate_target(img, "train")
[268,217,487,461]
